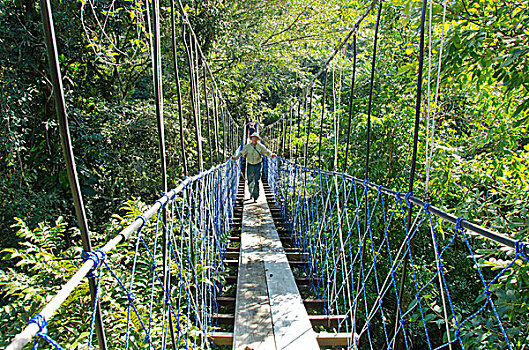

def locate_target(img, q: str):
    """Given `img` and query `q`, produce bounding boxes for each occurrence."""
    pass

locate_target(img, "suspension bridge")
[5,0,529,349]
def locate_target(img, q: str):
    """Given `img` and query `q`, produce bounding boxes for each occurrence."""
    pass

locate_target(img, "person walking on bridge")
[232,132,276,202]
[246,121,259,141]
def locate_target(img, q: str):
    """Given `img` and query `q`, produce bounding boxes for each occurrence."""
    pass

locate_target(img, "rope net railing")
[264,156,529,349]
[7,159,242,350]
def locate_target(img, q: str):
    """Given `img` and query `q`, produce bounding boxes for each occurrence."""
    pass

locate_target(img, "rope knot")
[136,215,147,228]
[455,217,463,231]
[127,292,135,303]
[483,288,491,298]
[423,202,431,212]
[404,192,413,208]
[81,249,106,278]
[155,192,169,210]
[516,240,529,260]
[150,263,157,271]
[29,314,48,336]
[362,178,369,189]
[144,334,151,343]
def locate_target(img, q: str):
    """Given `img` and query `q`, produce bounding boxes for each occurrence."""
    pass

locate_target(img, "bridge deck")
[233,181,319,350]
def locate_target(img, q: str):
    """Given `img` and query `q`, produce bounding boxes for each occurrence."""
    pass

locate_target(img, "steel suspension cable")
[151,0,166,197]
[333,68,341,171]
[393,0,428,347]
[221,104,228,158]
[192,33,205,171]
[289,103,294,160]
[303,84,314,167]
[317,69,328,169]
[182,26,204,171]
[212,89,221,164]
[281,109,288,157]
[11,0,107,350]
[296,95,302,161]
[170,0,188,176]
[424,1,452,345]
[149,1,176,348]
[364,0,382,182]
[343,35,357,172]
[353,0,383,340]
[203,65,214,169]
[425,0,448,194]
[38,1,107,349]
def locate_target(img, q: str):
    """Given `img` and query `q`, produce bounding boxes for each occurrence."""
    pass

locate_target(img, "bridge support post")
[392,0,428,348]
[39,0,107,349]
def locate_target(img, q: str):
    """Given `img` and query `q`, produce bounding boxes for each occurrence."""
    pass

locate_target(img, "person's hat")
[249,132,261,139]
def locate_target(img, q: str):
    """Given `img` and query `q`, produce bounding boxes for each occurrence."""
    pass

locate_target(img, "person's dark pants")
[246,162,262,200]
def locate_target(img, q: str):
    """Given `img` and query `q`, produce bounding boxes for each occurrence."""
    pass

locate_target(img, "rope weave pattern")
[24,155,528,349]
[265,156,527,349]
[26,159,240,349]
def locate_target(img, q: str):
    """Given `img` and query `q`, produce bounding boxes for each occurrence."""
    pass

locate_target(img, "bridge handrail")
[269,157,529,255]
[6,159,236,350]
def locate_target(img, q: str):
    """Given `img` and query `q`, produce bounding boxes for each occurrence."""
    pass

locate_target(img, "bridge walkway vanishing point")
[209,174,353,349]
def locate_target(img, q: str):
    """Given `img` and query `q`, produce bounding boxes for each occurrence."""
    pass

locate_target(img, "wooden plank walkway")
[233,181,319,350]
[233,182,275,349]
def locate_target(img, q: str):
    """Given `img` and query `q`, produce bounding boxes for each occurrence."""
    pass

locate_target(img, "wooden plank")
[316,333,354,346]
[209,332,354,347]
[258,181,320,350]
[309,315,347,328]
[216,297,326,309]
[216,297,235,306]
[209,332,234,346]
[224,251,240,259]
[223,259,238,266]
[233,183,276,350]
[295,277,323,285]
[212,313,234,325]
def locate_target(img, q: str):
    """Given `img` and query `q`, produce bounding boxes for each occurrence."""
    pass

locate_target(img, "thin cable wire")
[317,69,328,169]
[170,0,188,176]
[343,35,357,173]
[393,0,429,346]
[425,0,449,194]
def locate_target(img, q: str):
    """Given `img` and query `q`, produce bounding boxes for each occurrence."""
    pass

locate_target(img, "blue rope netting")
[264,156,529,350]
[25,154,528,349]
[27,159,240,349]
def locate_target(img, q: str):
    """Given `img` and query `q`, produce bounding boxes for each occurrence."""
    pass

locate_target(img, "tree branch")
[259,10,306,47]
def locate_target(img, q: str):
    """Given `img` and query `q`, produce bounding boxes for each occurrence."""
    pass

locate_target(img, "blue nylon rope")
[28,156,528,350]
[268,157,527,350]
[81,249,106,349]
[28,314,64,350]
